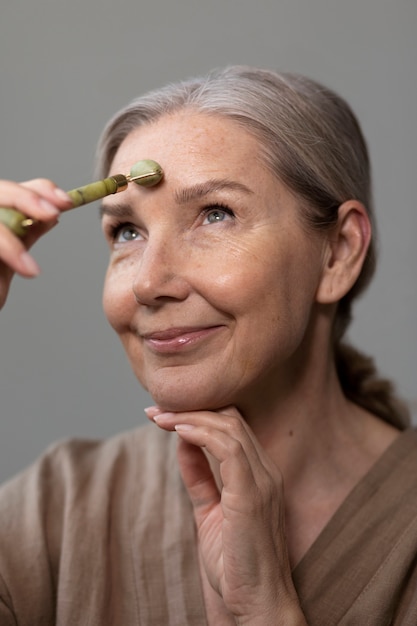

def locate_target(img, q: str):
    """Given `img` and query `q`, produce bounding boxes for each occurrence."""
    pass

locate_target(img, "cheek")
[240,240,323,333]
[102,263,135,332]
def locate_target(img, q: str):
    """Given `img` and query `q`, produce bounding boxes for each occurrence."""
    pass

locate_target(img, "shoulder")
[0,422,175,513]
[1,421,172,481]
[382,427,417,482]
[293,429,417,624]
[0,422,179,544]
[0,424,179,622]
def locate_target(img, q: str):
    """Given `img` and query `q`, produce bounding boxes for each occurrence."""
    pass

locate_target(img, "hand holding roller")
[0,159,163,237]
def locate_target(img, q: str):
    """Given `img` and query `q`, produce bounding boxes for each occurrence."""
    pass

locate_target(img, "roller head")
[130,159,163,187]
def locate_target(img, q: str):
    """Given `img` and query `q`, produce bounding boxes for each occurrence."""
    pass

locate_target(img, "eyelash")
[107,221,138,243]
[200,203,235,223]
[106,203,235,243]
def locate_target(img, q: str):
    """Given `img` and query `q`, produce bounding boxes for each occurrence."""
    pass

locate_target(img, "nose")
[131,235,191,306]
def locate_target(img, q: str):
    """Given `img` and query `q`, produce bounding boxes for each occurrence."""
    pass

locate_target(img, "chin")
[133,359,244,413]
[151,392,223,414]
[145,380,231,414]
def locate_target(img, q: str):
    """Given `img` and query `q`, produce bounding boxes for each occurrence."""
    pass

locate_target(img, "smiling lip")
[141,326,224,353]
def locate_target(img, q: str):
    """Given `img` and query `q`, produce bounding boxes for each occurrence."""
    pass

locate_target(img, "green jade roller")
[0,159,163,237]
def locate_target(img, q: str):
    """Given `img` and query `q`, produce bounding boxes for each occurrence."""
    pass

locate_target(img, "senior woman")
[0,66,416,625]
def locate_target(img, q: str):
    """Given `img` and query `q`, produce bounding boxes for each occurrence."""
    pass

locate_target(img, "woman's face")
[101,111,327,413]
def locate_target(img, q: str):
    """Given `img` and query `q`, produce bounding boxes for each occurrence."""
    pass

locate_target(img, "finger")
[176,437,221,524]
[20,179,73,213]
[221,408,282,477]
[144,405,165,422]
[176,406,279,478]
[0,222,40,276]
[151,407,282,500]
[0,180,64,223]
[154,408,266,473]
[174,422,260,502]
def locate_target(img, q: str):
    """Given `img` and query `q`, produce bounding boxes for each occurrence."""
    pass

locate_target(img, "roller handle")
[0,159,163,237]
[0,175,128,237]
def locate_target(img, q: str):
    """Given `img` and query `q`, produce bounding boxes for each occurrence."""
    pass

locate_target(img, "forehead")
[109,111,267,183]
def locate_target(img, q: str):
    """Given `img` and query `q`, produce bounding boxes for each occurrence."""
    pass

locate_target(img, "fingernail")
[39,199,60,216]
[153,412,175,423]
[20,252,40,276]
[175,424,195,432]
[54,188,72,203]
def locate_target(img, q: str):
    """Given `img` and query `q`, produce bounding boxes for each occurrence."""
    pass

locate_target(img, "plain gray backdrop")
[0,0,416,481]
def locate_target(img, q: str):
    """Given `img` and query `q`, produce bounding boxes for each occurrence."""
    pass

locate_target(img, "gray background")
[0,0,415,482]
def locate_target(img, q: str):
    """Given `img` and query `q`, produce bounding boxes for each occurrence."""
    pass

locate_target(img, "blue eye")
[202,205,234,224]
[112,224,141,243]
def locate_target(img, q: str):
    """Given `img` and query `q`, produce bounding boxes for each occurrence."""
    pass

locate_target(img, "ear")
[315,200,372,304]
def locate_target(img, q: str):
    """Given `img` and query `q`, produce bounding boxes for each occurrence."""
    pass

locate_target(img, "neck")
[204,315,399,566]
[237,356,345,471]
[229,315,398,493]
[231,357,399,567]
[235,310,338,454]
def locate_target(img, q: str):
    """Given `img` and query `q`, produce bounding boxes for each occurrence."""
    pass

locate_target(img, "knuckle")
[256,469,282,504]
[21,178,56,196]
[22,177,52,186]
[227,436,244,457]
[225,415,244,436]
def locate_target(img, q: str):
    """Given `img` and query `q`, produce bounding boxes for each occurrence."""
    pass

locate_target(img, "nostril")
[132,272,190,306]
[130,238,191,305]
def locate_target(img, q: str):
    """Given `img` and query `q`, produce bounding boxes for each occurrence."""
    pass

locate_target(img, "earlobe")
[315,200,372,304]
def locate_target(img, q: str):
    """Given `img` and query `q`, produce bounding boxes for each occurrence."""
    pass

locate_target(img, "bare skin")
[0,178,72,308]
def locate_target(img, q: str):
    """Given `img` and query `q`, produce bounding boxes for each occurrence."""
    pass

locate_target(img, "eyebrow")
[99,178,254,219]
[99,203,134,219]
[174,179,254,204]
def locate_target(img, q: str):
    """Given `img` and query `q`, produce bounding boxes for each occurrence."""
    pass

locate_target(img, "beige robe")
[1,425,417,625]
